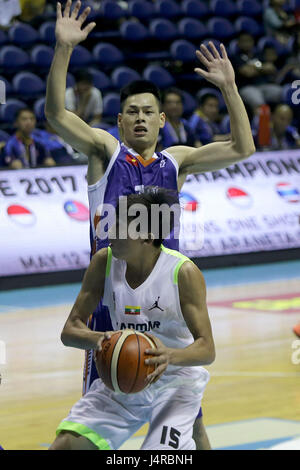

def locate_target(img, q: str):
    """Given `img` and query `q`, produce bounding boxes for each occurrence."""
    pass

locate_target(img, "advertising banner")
[0,149,300,276]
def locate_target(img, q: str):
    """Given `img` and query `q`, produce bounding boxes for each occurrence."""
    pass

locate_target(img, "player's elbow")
[230,141,256,161]
[202,341,216,365]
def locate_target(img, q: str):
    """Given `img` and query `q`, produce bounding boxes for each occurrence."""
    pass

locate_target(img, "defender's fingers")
[63,0,72,17]
[220,43,228,60]
[78,6,91,25]
[194,68,210,79]
[57,2,62,19]
[200,44,214,62]
[82,21,96,35]
[209,41,220,59]
[196,50,210,68]
[71,0,81,19]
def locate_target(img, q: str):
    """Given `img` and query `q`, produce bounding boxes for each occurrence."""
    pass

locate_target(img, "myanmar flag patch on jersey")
[125,305,141,315]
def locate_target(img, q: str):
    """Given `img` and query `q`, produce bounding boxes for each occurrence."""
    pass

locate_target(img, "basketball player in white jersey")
[45,1,255,449]
[50,190,215,450]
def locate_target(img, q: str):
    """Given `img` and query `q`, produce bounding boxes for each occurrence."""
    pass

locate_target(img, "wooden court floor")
[0,267,299,450]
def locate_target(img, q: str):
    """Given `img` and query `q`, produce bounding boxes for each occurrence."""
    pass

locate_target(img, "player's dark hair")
[120,80,162,112]
[116,187,179,247]
[161,87,183,104]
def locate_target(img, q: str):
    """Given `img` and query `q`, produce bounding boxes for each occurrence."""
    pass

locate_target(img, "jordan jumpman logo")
[148,296,164,312]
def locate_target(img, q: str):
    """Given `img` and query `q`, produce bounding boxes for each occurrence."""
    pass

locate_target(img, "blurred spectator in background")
[0,0,21,28]
[263,0,297,45]
[253,104,300,150]
[3,108,55,169]
[18,0,46,25]
[65,70,103,127]
[158,87,201,150]
[33,121,76,165]
[231,32,282,114]
[276,30,300,84]
[189,93,230,145]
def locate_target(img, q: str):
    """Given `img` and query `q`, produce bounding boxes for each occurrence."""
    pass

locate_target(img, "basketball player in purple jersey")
[45,1,255,449]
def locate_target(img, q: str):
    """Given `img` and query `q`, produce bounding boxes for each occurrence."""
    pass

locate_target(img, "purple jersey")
[88,142,180,255]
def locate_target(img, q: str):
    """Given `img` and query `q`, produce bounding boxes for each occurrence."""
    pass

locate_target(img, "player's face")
[118,93,165,149]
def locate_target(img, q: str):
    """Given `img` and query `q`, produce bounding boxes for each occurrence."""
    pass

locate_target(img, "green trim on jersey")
[161,245,192,284]
[106,246,112,277]
[56,420,111,450]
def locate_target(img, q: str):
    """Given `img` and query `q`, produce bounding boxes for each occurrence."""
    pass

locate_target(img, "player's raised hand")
[56,0,96,48]
[195,42,235,89]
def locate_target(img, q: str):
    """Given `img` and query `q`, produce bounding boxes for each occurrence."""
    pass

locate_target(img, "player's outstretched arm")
[45,1,117,159]
[167,42,256,174]
[145,262,215,383]
[60,248,108,351]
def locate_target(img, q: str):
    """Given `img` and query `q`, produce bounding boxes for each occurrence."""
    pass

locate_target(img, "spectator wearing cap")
[65,70,103,126]
[3,108,55,169]
[158,87,201,150]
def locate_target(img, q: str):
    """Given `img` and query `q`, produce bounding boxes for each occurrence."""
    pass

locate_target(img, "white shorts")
[56,370,209,450]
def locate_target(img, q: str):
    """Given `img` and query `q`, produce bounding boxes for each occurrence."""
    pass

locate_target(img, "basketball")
[95,330,157,394]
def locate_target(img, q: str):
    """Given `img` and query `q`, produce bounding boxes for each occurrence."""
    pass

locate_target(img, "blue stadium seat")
[0,46,30,71]
[143,65,175,88]
[88,68,110,91]
[128,0,155,19]
[234,17,261,37]
[181,0,209,18]
[0,76,12,96]
[178,18,207,40]
[209,0,237,17]
[237,0,262,17]
[170,40,196,62]
[154,0,181,18]
[34,97,46,121]
[100,0,125,19]
[93,43,124,67]
[257,36,286,56]
[181,90,197,115]
[149,19,178,40]
[0,99,27,123]
[8,23,38,46]
[207,18,235,40]
[228,38,258,58]
[30,45,54,69]
[103,93,120,118]
[0,29,8,46]
[12,72,46,97]
[111,67,141,88]
[39,21,56,45]
[0,129,10,142]
[120,20,149,41]
[69,45,92,68]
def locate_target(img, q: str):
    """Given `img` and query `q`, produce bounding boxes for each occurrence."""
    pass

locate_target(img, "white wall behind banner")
[0,149,300,277]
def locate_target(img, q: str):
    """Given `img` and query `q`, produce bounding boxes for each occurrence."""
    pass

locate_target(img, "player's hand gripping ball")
[95,330,157,393]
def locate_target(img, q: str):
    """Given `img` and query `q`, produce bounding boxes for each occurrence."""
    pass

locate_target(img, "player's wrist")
[55,42,74,53]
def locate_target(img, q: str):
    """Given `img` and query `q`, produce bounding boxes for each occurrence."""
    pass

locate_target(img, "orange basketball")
[95,330,157,394]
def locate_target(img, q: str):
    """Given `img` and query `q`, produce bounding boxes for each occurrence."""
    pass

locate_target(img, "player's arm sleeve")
[169,261,215,367]
[61,248,108,350]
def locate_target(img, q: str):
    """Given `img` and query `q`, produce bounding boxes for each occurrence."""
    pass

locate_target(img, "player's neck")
[124,140,157,160]
[125,248,161,286]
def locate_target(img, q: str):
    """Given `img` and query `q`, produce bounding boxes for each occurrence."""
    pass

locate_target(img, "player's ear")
[117,113,122,127]
[159,112,166,129]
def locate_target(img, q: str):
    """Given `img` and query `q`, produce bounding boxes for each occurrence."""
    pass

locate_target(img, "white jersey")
[103,245,209,394]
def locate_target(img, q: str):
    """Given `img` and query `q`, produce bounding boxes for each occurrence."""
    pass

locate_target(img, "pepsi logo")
[64,200,89,221]
[7,204,36,226]
[226,187,252,208]
[179,192,198,212]
[276,182,300,204]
